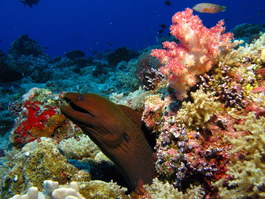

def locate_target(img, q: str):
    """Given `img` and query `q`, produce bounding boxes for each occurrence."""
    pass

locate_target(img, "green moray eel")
[60,92,156,190]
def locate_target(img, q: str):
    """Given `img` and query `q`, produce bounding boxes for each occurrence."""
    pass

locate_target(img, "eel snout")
[63,96,96,117]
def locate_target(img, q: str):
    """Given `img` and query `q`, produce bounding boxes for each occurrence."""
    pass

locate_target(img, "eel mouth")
[62,96,96,118]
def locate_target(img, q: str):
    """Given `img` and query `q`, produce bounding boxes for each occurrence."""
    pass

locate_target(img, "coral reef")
[142,30,265,197]
[9,34,44,59]
[65,50,88,68]
[213,112,265,198]
[58,134,100,160]
[0,50,23,83]
[78,180,128,199]
[107,47,138,66]
[1,7,265,199]
[2,138,91,198]
[10,180,85,199]
[151,8,233,99]
[231,23,265,43]
[144,178,205,199]
[0,34,144,133]
[176,88,221,129]
[104,59,141,94]
[109,87,150,110]
[10,180,128,199]
[65,50,85,60]
[9,88,68,146]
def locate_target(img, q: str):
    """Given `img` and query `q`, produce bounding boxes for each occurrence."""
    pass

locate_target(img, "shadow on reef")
[67,159,129,191]
[0,50,23,83]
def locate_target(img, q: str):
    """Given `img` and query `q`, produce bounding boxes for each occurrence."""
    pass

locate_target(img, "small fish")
[164,0,172,6]
[192,3,226,13]
[21,0,40,8]
[106,42,112,47]
[157,29,165,34]
[159,24,167,29]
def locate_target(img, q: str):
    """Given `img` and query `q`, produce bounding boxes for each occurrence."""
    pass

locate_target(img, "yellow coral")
[215,112,265,198]
[222,32,265,65]
[58,134,100,160]
[261,49,265,62]
[177,88,221,129]
[145,178,205,199]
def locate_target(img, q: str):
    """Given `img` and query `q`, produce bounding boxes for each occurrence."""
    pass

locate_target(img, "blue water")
[0,0,264,56]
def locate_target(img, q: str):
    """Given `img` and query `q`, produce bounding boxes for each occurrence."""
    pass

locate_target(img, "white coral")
[10,180,85,199]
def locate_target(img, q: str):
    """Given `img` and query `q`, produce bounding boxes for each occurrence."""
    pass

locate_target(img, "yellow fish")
[192,3,226,13]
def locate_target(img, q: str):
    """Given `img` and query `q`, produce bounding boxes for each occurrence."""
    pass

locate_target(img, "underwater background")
[0,0,265,198]
[0,0,264,56]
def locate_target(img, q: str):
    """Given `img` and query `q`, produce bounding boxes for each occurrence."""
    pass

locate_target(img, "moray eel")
[60,92,156,190]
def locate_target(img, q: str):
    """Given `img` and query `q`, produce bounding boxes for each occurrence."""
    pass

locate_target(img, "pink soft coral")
[151,8,233,99]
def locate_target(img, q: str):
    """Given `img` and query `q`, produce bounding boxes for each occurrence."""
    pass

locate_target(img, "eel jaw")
[60,96,97,129]
[63,96,96,117]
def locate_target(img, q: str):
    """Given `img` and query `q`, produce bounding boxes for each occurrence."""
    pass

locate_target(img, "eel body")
[60,92,156,190]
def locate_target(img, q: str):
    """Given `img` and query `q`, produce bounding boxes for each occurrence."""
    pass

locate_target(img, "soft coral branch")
[151,8,233,99]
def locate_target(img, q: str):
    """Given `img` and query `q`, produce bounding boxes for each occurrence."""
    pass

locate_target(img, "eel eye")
[64,97,96,117]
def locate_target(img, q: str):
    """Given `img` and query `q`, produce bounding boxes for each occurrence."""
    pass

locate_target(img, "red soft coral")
[151,8,233,99]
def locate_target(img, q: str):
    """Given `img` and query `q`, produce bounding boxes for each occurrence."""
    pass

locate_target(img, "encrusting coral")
[9,88,69,147]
